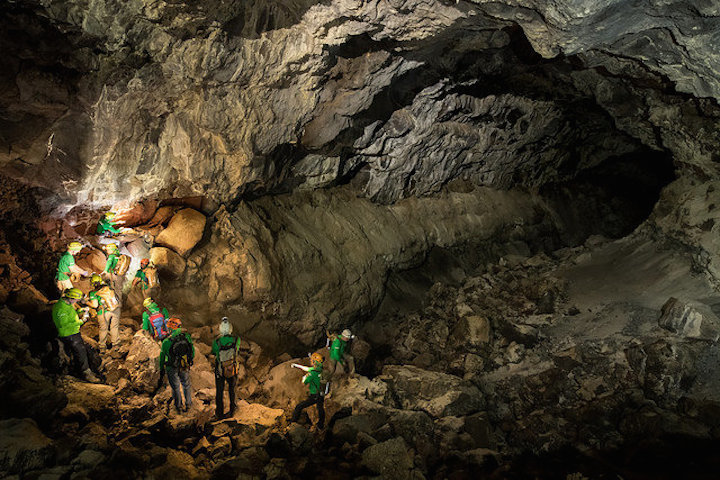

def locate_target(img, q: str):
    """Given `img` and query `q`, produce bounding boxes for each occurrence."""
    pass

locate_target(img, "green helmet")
[63,288,83,300]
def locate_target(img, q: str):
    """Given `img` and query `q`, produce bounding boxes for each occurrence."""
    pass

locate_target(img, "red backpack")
[148,310,168,340]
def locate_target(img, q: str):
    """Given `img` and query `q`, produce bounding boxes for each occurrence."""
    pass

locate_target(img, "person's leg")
[179,369,192,409]
[227,375,237,415]
[97,312,109,352]
[291,396,316,423]
[166,367,183,411]
[344,354,356,375]
[108,309,120,347]
[315,394,325,429]
[215,374,225,416]
[63,333,90,373]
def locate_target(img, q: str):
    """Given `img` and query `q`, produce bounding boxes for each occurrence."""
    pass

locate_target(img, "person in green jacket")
[290,352,325,430]
[102,242,123,291]
[52,288,100,383]
[142,297,170,339]
[211,317,241,419]
[327,329,356,379]
[157,317,195,413]
[97,211,121,236]
[132,258,157,299]
[55,242,89,292]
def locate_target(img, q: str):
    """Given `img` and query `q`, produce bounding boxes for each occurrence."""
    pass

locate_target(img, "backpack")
[217,336,238,378]
[169,333,193,370]
[114,254,131,275]
[146,265,159,288]
[148,310,168,340]
[96,286,119,311]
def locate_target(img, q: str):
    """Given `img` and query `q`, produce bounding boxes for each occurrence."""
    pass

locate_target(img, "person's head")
[89,273,104,288]
[340,329,353,341]
[67,242,83,255]
[105,211,116,220]
[63,287,83,304]
[219,316,232,336]
[140,258,150,268]
[310,352,324,367]
[143,297,155,309]
[103,243,119,254]
[167,317,182,331]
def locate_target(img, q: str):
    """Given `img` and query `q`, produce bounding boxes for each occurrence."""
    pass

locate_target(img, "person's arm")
[69,263,88,276]
[211,339,219,357]
[108,222,122,234]
[235,336,241,354]
[158,340,167,370]
[103,256,112,273]
[162,307,169,318]
[188,334,195,360]
[142,311,149,330]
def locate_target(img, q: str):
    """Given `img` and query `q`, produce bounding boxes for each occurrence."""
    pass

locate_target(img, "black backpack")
[169,333,193,370]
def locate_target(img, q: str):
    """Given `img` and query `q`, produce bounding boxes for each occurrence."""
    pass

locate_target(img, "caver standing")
[86,274,121,355]
[55,242,88,292]
[51,288,100,383]
[211,317,241,419]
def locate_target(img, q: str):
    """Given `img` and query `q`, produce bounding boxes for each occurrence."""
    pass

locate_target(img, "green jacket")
[56,252,75,281]
[142,305,169,331]
[135,269,148,289]
[211,335,240,365]
[97,218,121,235]
[159,328,194,371]
[303,366,323,395]
[52,299,83,337]
[329,337,347,363]
[103,253,119,274]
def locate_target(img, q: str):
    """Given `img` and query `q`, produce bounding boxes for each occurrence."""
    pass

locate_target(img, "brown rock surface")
[155,209,206,257]
[150,246,186,278]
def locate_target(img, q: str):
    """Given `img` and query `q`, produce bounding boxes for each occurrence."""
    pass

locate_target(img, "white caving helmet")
[220,316,232,336]
[340,329,354,340]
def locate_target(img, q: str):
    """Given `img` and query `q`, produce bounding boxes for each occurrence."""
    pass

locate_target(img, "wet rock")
[0,418,55,473]
[382,365,483,417]
[451,315,491,346]
[331,415,374,444]
[213,446,270,478]
[155,209,206,257]
[72,449,106,468]
[362,437,413,480]
[149,247,186,279]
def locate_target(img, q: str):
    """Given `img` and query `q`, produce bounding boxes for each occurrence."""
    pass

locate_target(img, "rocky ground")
[3,225,720,479]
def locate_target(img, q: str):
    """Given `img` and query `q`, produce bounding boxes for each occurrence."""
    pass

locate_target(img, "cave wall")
[1,0,720,343]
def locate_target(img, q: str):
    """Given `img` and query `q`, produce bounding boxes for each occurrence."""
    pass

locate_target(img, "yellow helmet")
[105,211,116,219]
[68,242,83,252]
[90,274,103,286]
[310,352,324,365]
[143,297,155,308]
[104,243,119,252]
[63,288,83,300]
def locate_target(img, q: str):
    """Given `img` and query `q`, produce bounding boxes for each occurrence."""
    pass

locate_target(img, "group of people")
[51,211,357,426]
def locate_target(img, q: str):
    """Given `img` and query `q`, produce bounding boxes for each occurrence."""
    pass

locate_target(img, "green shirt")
[104,253,119,274]
[159,329,194,371]
[97,218,121,235]
[142,305,169,331]
[211,335,240,365]
[329,337,347,363]
[56,252,75,281]
[135,269,148,288]
[303,366,323,395]
[52,299,83,337]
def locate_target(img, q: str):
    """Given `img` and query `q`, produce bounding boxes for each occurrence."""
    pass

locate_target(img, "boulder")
[149,247,186,278]
[658,297,720,339]
[362,437,413,480]
[452,315,491,345]
[331,414,374,444]
[382,365,483,417]
[231,401,284,427]
[0,418,55,473]
[155,208,206,256]
[114,200,159,227]
[262,360,308,410]
[124,330,162,393]
[60,377,116,416]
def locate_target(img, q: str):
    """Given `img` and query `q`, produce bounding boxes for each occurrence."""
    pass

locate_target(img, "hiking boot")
[83,369,101,383]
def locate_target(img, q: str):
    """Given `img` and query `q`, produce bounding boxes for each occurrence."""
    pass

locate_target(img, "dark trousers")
[61,333,90,373]
[291,393,325,428]
[215,373,237,416]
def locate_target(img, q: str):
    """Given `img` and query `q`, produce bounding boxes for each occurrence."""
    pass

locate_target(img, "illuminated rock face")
[0,0,719,345]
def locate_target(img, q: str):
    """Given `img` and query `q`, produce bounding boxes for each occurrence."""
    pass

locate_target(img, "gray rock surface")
[0,418,55,474]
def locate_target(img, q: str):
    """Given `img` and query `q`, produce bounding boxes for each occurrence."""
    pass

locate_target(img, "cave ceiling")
[1,0,718,209]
